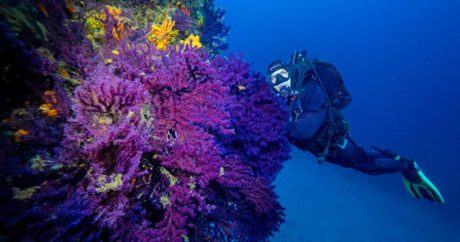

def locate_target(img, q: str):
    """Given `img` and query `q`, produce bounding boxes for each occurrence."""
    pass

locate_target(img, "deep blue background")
[216,0,460,241]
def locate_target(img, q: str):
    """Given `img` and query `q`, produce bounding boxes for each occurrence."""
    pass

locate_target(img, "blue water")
[217,0,460,241]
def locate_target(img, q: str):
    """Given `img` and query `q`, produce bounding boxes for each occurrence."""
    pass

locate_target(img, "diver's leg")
[326,135,410,175]
[326,135,445,203]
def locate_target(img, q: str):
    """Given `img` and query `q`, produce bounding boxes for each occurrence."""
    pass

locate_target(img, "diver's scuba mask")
[267,60,296,98]
[270,68,290,85]
[269,68,292,97]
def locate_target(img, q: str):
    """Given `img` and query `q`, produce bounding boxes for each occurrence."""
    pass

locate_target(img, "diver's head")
[267,60,292,95]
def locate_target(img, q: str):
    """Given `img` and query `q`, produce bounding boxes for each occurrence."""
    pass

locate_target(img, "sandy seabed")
[272,148,460,242]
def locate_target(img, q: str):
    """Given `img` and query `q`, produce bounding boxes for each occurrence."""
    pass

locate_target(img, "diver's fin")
[402,162,445,204]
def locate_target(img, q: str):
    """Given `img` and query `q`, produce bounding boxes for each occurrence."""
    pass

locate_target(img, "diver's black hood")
[267,60,285,74]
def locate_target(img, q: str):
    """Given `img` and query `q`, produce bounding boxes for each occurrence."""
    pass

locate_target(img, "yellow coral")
[57,67,71,79]
[188,180,196,190]
[160,167,178,186]
[13,186,40,200]
[140,104,153,126]
[197,15,204,27]
[85,11,105,42]
[39,90,58,118]
[106,5,122,16]
[55,67,80,84]
[39,103,58,118]
[13,129,29,142]
[105,5,128,41]
[103,58,113,64]
[85,5,128,43]
[96,173,123,193]
[147,18,176,50]
[160,194,171,207]
[44,90,57,103]
[36,47,56,63]
[111,19,127,41]
[97,115,113,125]
[180,34,202,49]
[127,110,135,119]
[182,234,190,242]
[30,155,51,171]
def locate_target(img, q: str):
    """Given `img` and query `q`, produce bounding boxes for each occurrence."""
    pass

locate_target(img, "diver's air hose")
[304,58,337,163]
[289,51,337,163]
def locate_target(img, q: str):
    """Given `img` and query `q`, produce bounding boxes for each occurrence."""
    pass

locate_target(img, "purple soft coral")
[173,9,193,32]
[1,2,290,240]
[213,55,291,181]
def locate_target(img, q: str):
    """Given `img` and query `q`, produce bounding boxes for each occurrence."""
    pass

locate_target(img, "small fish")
[65,1,78,15]
[180,4,190,16]
[36,2,49,16]
[13,129,29,142]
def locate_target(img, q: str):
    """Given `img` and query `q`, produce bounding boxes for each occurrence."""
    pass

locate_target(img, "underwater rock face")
[0,1,290,241]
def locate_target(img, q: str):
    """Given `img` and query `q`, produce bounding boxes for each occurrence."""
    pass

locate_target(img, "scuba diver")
[267,50,445,204]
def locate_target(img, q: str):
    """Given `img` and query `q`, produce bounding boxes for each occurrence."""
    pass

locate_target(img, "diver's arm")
[331,92,351,109]
[311,59,352,110]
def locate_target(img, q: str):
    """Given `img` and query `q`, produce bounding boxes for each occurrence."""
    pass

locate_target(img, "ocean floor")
[272,147,460,242]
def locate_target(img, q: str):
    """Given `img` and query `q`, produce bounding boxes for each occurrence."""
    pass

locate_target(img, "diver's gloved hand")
[401,160,445,204]
[370,145,445,204]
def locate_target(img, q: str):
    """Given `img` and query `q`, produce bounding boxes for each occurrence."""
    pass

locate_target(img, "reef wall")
[0,1,290,241]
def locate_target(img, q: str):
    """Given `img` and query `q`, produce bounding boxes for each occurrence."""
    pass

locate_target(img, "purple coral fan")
[173,9,193,32]
[213,55,291,181]
[0,1,290,241]
[1,43,290,241]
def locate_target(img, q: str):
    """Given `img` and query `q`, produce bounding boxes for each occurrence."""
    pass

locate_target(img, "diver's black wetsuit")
[287,59,412,175]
